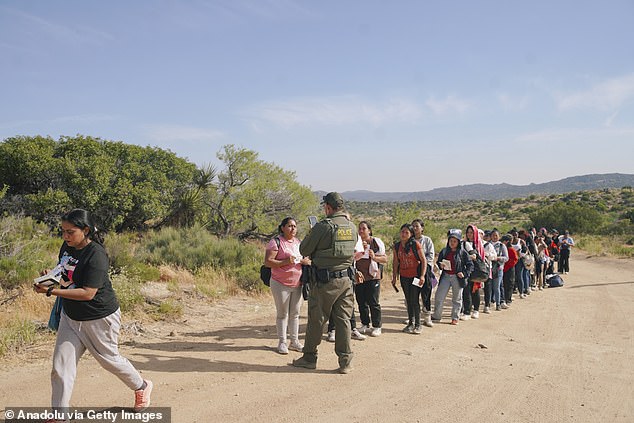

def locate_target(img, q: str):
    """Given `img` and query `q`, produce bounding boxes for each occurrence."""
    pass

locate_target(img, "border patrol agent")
[292,192,358,374]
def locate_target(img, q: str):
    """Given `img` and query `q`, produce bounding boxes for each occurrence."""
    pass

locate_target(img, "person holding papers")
[432,229,474,325]
[354,221,387,337]
[33,209,152,414]
[265,217,310,354]
[391,224,426,335]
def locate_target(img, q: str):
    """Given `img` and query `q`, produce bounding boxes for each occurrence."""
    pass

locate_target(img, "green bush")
[530,202,604,234]
[105,232,139,271]
[110,270,145,313]
[141,225,261,271]
[0,216,59,289]
[233,264,263,293]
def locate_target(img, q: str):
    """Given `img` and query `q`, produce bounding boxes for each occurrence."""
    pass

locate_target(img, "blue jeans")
[515,262,529,294]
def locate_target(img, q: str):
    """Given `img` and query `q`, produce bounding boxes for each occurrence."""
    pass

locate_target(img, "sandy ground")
[1,251,633,423]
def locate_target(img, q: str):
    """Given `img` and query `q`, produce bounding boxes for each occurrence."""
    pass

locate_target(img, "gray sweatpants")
[52,309,144,408]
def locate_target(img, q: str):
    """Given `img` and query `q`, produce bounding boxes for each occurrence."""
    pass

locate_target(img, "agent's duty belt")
[329,270,347,279]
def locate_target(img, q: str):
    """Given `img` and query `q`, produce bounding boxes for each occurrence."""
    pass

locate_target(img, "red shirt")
[504,245,518,273]
[396,241,423,278]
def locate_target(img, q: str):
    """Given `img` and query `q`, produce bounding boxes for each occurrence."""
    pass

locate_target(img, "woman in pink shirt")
[265,217,309,354]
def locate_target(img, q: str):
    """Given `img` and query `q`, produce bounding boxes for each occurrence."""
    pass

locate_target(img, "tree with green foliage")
[199,145,317,238]
[0,135,197,231]
[529,201,604,233]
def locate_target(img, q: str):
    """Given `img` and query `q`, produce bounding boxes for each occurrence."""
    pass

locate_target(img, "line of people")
[266,212,574,354]
[393,223,573,328]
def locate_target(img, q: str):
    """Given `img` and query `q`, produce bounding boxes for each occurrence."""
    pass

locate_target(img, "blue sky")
[1,0,633,192]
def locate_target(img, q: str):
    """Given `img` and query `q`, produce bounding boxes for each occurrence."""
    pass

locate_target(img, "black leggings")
[354,279,382,328]
[503,269,515,303]
[462,280,481,314]
[419,272,433,312]
[400,277,422,327]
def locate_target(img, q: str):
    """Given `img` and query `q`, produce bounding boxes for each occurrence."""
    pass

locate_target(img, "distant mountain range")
[321,173,634,202]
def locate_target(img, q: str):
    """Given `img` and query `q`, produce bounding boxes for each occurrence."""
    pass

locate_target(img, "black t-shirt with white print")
[58,241,119,321]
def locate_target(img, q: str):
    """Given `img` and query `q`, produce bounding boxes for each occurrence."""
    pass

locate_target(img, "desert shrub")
[110,270,145,313]
[105,232,139,271]
[193,267,241,299]
[530,202,604,234]
[576,235,634,258]
[233,264,264,293]
[148,299,183,320]
[141,225,263,294]
[0,216,59,289]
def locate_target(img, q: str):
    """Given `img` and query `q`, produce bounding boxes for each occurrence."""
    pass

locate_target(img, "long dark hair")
[61,209,105,246]
[399,223,416,253]
[359,220,373,236]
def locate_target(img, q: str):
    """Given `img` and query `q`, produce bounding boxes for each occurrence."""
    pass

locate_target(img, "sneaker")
[338,364,353,374]
[422,320,434,328]
[459,314,470,321]
[370,327,382,337]
[351,328,367,340]
[501,303,509,309]
[288,340,303,352]
[412,326,422,335]
[134,379,153,412]
[277,341,289,355]
[472,311,479,319]
[358,324,370,334]
[292,356,316,369]
[495,305,501,311]
[402,324,414,333]
[450,319,458,325]
[483,306,491,314]
[326,330,335,342]
[539,287,543,291]
[403,319,411,325]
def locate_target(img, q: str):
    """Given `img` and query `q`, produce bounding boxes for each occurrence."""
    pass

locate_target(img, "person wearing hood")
[432,229,473,325]
[460,224,485,320]
[501,234,519,305]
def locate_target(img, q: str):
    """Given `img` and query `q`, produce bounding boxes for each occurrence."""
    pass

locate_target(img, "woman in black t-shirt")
[34,209,153,413]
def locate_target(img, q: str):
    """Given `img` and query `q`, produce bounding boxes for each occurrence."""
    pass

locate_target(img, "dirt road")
[2,252,633,422]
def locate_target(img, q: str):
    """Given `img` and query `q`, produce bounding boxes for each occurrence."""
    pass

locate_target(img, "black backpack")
[260,236,281,287]
[467,242,491,283]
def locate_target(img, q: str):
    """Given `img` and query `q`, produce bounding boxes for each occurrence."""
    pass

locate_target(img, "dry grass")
[0,288,54,357]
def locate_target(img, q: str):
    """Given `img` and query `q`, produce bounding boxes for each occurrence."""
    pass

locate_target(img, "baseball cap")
[321,192,345,208]
[447,229,462,241]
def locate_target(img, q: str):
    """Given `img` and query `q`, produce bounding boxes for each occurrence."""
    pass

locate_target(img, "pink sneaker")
[134,379,153,412]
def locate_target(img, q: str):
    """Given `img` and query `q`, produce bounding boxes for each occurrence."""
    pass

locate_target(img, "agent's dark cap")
[484,230,492,237]
[321,192,345,208]
[500,234,512,242]
[447,228,462,241]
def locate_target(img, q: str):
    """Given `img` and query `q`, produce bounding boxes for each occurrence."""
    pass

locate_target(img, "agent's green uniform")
[299,211,357,369]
